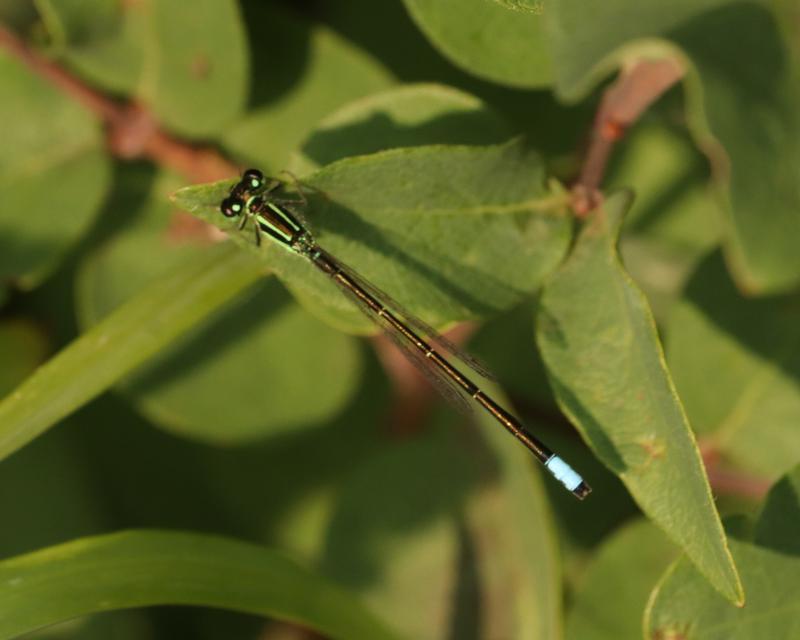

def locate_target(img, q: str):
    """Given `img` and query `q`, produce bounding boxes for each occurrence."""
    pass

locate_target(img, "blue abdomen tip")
[545,455,584,492]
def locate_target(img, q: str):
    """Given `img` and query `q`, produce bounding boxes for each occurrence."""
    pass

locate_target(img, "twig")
[701,443,772,500]
[705,466,772,500]
[0,24,234,183]
[572,58,685,215]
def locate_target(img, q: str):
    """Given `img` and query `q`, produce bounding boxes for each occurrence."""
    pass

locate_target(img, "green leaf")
[222,7,394,172]
[667,251,800,481]
[0,49,110,287]
[0,244,261,463]
[173,139,571,334]
[565,519,676,640]
[188,359,391,560]
[291,83,514,175]
[547,1,800,293]
[77,170,361,444]
[645,465,800,638]
[37,0,145,93]
[0,530,400,640]
[536,191,743,604]
[322,425,474,640]
[140,0,248,137]
[402,0,552,88]
[122,280,361,444]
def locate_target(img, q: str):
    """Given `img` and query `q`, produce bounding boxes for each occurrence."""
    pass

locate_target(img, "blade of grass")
[0,243,263,462]
[0,530,400,640]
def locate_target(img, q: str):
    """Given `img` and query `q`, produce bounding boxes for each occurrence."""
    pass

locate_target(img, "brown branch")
[701,443,772,500]
[0,24,235,183]
[705,465,772,501]
[572,57,685,216]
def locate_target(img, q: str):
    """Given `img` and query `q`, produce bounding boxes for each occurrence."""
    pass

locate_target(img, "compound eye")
[221,195,244,218]
[242,168,264,191]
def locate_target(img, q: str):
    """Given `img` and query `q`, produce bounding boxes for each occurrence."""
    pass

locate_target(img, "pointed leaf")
[173,140,572,334]
[646,465,800,639]
[0,530,399,640]
[536,191,743,604]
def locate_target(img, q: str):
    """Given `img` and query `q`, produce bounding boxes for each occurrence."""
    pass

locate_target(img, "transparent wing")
[330,270,474,417]
[331,258,497,382]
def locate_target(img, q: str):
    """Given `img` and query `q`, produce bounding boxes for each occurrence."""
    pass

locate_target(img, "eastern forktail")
[220,168,591,499]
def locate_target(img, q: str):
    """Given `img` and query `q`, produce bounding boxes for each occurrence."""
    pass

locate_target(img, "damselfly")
[220,169,591,499]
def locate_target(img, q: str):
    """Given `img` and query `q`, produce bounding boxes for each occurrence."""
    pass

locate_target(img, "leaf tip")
[733,583,746,608]
[725,572,746,608]
[169,186,192,209]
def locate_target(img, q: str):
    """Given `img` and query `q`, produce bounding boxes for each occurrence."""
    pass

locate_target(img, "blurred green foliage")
[1,1,798,638]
